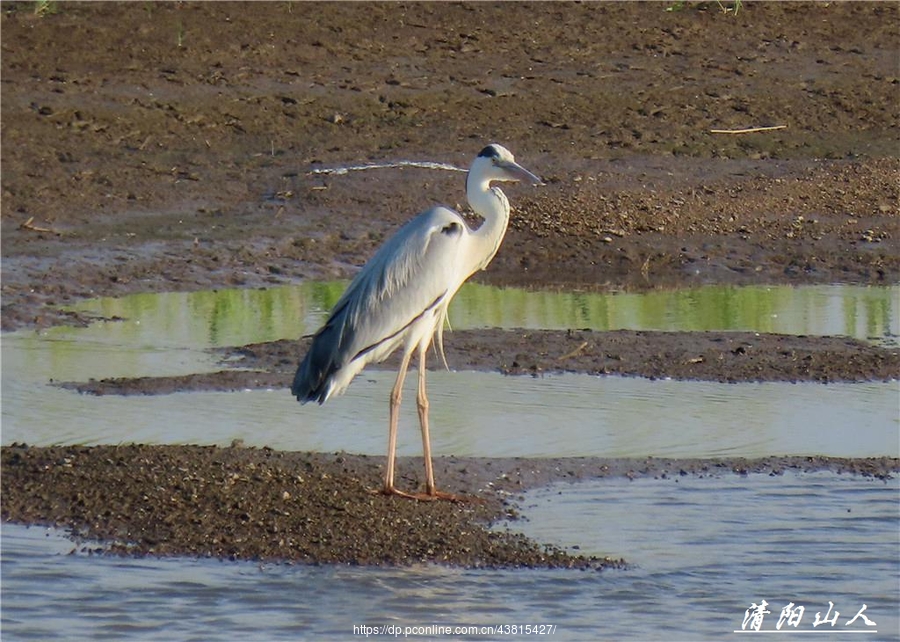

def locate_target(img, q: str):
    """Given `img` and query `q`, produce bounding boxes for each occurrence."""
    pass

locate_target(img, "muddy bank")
[0,444,618,569]
[2,2,899,331]
[3,154,898,333]
[3,444,896,568]
[60,329,900,397]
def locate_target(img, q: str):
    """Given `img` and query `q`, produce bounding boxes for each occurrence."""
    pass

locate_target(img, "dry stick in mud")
[709,125,788,134]
[18,216,60,235]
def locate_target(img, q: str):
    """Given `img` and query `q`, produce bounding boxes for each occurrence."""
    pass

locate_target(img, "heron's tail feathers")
[291,324,341,404]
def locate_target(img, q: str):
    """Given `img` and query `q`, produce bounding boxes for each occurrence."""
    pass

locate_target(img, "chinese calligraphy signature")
[739,601,876,633]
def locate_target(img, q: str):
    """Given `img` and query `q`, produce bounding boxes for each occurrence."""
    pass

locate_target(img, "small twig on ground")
[710,125,787,135]
[558,341,589,361]
[640,256,652,281]
[19,216,60,235]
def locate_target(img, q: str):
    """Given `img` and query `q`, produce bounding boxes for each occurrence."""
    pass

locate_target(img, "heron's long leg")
[384,349,414,494]
[415,343,465,502]
[377,342,463,502]
[416,343,436,495]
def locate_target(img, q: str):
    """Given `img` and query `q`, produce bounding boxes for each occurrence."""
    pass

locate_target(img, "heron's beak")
[500,160,544,186]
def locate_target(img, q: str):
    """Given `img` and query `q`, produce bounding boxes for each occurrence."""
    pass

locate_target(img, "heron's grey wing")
[292,206,466,403]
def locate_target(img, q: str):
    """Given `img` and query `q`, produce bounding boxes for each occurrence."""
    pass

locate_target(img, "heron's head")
[470,144,542,186]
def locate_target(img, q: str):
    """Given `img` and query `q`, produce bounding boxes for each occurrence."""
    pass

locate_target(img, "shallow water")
[3,282,897,454]
[59,282,900,352]
[2,366,897,458]
[2,282,898,639]
[3,473,897,640]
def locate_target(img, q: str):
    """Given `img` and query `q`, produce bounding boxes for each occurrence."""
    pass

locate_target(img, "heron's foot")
[370,485,477,503]
[420,488,467,503]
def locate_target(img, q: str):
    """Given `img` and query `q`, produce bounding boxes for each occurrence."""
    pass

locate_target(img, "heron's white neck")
[465,173,511,274]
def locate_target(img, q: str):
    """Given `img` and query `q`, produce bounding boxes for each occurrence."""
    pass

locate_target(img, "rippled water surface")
[2,282,898,639]
[4,473,897,640]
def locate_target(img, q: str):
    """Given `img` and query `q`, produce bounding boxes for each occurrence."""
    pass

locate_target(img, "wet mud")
[2,3,898,566]
[2,2,898,331]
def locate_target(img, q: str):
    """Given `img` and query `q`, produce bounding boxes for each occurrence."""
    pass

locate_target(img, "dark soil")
[2,2,898,331]
[2,2,898,567]
[0,444,620,569]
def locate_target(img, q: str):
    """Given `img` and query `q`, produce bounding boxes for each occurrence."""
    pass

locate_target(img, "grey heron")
[291,144,541,500]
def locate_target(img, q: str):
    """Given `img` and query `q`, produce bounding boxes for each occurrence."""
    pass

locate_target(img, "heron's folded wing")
[326,206,466,366]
